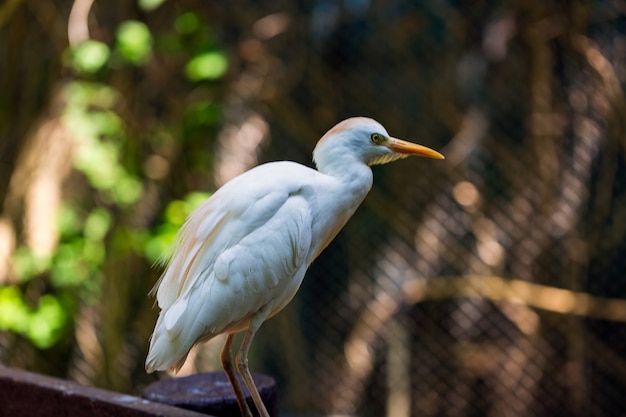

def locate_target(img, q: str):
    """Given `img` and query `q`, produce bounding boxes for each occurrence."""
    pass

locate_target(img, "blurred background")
[1,0,626,416]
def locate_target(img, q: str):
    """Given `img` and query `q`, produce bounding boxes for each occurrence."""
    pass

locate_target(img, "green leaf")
[185,101,220,127]
[138,0,166,12]
[51,242,90,287]
[27,295,68,349]
[63,81,118,110]
[84,208,112,241]
[175,12,199,34]
[68,40,110,74]
[58,204,82,238]
[111,176,143,206]
[164,200,187,226]
[12,247,50,282]
[0,286,30,333]
[116,20,153,65]
[185,51,228,81]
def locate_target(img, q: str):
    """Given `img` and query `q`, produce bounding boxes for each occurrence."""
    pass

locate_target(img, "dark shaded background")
[1,1,625,416]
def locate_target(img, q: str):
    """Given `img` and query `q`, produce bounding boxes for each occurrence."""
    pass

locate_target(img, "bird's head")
[313,117,444,172]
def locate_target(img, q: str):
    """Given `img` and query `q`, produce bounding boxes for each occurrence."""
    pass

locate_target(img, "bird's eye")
[370,133,385,144]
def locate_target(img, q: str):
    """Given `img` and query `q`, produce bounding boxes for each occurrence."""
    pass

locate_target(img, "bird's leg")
[221,333,253,417]
[236,323,270,417]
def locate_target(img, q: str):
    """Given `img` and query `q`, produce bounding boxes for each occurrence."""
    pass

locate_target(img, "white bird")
[145,117,444,417]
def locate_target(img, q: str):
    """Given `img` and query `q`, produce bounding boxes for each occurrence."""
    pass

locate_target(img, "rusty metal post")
[141,372,277,417]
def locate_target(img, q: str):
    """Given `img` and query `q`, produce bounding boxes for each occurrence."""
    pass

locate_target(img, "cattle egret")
[145,117,444,417]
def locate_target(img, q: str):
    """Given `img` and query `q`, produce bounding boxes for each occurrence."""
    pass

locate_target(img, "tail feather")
[145,313,195,374]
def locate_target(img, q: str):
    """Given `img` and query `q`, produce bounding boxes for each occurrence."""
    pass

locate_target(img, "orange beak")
[386,137,445,159]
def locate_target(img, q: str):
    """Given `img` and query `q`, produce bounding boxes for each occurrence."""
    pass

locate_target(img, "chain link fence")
[218,2,626,416]
[1,1,625,416]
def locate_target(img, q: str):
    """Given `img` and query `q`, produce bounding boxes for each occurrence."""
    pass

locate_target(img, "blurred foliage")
[0,285,68,349]
[116,21,153,66]
[185,51,228,81]
[0,0,226,390]
[64,81,141,205]
[66,41,110,74]
[142,191,211,263]
[0,1,625,417]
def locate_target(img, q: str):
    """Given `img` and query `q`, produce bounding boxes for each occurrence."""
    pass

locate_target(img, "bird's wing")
[152,163,315,331]
[146,168,314,371]
[154,179,293,309]
[195,192,312,330]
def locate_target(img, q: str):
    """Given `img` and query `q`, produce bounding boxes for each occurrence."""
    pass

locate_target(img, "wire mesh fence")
[1,1,625,416]
[240,2,626,416]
